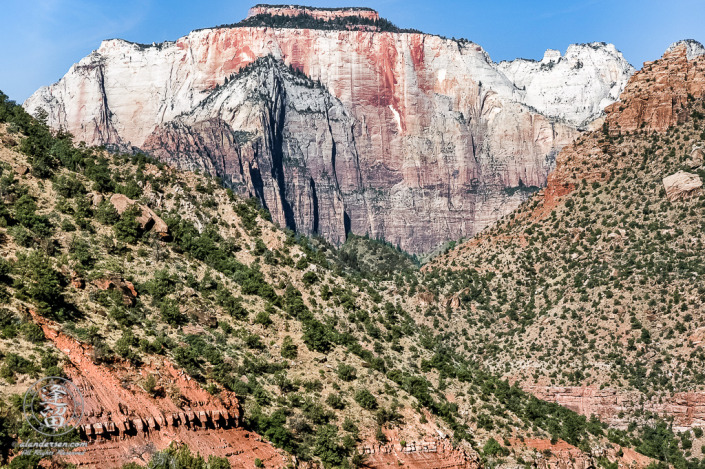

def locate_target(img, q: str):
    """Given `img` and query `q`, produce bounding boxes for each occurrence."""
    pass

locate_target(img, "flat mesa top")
[247,4,380,21]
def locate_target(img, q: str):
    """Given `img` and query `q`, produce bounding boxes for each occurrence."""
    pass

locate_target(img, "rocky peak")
[23,7,634,254]
[541,49,561,64]
[247,4,380,21]
[666,39,705,60]
[498,42,635,127]
[605,41,705,134]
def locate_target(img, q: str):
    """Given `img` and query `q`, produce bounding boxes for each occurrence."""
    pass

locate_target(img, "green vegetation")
[1,86,704,469]
[215,12,421,34]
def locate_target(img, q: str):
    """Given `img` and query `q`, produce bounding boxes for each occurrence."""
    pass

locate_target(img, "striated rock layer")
[246,4,380,21]
[24,6,634,253]
[28,311,289,468]
[606,42,705,134]
[525,386,705,433]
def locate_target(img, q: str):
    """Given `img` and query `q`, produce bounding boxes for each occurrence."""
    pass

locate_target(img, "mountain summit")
[24,5,634,254]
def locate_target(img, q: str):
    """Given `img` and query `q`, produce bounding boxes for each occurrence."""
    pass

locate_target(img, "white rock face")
[498,43,635,127]
[663,171,703,202]
[666,39,705,60]
[22,21,635,253]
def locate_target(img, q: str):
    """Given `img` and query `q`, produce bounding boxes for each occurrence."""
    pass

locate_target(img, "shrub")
[302,271,318,286]
[144,443,229,468]
[114,204,142,244]
[326,393,345,410]
[302,319,332,353]
[313,424,349,467]
[53,174,86,198]
[254,311,272,327]
[336,363,357,382]
[13,250,62,314]
[95,200,120,224]
[281,336,298,359]
[354,389,378,411]
[160,299,187,327]
[20,322,44,343]
[483,437,508,457]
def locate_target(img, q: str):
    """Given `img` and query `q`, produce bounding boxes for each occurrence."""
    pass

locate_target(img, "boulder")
[662,171,703,201]
[109,193,169,239]
[92,276,138,306]
[88,192,104,207]
[687,144,704,169]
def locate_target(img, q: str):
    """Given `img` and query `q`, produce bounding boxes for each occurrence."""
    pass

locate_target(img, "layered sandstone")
[361,439,479,468]
[662,171,703,201]
[28,312,288,468]
[525,386,705,433]
[24,6,634,253]
[606,42,705,134]
[247,4,380,22]
[514,438,653,469]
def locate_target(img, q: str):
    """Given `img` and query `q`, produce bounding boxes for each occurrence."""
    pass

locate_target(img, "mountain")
[421,42,705,438]
[23,5,634,254]
[0,85,686,468]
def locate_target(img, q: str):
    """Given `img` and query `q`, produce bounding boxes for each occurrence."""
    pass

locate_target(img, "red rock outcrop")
[606,44,705,134]
[109,194,169,239]
[513,438,653,469]
[247,5,380,22]
[91,276,138,306]
[361,439,479,468]
[522,43,705,220]
[525,385,705,432]
[24,7,633,254]
[27,312,289,468]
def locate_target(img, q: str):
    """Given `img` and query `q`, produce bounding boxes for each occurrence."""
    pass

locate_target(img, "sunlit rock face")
[24,6,634,253]
[498,43,635,127]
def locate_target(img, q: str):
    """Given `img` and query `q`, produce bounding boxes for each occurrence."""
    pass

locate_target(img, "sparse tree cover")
[214,12,422,34]
[0,89,703,469]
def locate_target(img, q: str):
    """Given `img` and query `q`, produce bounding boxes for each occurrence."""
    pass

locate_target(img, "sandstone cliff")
[23,6,634,253]
[498,43,634,127]
[605,41,705,134]
[247,4,380,22]
[422,42,705,439]
[28,311,288,468]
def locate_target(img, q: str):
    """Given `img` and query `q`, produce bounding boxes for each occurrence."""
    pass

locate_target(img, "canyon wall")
[24,6,634,253]
[247,4,380,21]
[526,385,705,433]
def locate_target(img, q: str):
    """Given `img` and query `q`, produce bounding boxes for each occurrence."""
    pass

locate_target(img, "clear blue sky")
[1,0,704,102]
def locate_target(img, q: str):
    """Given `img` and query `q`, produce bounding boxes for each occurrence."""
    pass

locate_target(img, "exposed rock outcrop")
[109,194,169,238]
[499,43,634,127]
[28,311,288,468]
[525,385,705,432]
[514,438,654,469]
[606,43,705,134]
[24,6,634,253]
[247,4,380,22]
[688,144,704,169]
[361,439,480,468]
[91,276,138,306]
[663,171,703,201]
[666,39,705,61]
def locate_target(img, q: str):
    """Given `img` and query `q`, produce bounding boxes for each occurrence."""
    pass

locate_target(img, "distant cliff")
[24,5,634,253]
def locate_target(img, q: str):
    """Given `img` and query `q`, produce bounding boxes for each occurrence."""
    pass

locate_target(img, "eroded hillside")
[0,88,683,469]
[421,44,705,454]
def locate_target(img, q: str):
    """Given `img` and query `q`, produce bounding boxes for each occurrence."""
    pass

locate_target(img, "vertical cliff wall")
[24,6,634,253]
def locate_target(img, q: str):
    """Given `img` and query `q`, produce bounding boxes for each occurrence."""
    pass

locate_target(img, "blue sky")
[1,0,704,102]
